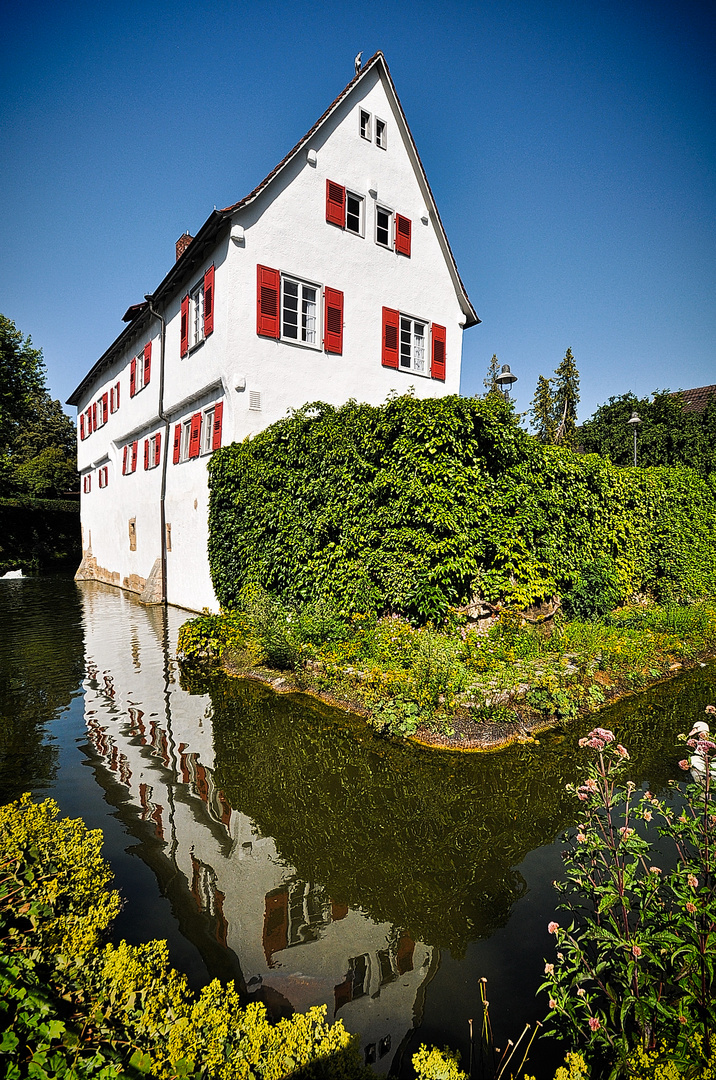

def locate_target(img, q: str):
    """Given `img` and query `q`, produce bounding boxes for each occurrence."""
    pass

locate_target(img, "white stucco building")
[68,52,479,612]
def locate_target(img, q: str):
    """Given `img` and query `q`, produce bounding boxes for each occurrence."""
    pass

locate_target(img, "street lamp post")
[495,364,518,400]
[627,411,641,466]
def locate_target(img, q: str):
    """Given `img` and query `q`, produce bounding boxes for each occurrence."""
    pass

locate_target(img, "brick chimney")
[175,232,194,261]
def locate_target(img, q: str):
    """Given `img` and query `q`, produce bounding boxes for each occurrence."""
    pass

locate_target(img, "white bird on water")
[1,569,22,579]
[354,51,362,75]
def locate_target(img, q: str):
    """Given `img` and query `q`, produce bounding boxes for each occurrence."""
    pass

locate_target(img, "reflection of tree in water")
[193,661,716,956]
[0,577,85,801]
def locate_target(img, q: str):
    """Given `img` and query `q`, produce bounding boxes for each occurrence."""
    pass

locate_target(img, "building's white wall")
[76,64,473,612]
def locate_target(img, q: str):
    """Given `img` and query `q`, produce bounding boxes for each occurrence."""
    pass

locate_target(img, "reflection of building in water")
[78,582,435,1071]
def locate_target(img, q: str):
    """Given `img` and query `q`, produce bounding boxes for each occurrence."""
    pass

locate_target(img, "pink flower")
[688,874,698,888]
[549,998,557,1009]
[544,963,554,975]
[686,902,696,914]
[557,952,564,961]
[548,921,560,935]
[643,810,652,822]
[578,737,589,748]
[586,779,598,791]
[705,705,715,715]
[632,945,642,958]
[649,866,661,874]
[619,827,634,839]
[577,791,588,801]
[593,728,614,742]
[577,832,587,843]
[644,791,652,801]
[616,744,629,758]
[678,759,690,771]
[588,1017,601,1031]
[576,988,586,998]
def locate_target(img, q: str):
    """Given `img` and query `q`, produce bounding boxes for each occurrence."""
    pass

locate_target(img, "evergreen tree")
[530,374,557,443]
[483,354,501,397]
[553,347,580,446]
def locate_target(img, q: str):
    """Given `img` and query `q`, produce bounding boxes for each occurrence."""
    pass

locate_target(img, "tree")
[530,374,557,443]
[0,315,78,497]
[553,347,580,447]
[483,353,501,397]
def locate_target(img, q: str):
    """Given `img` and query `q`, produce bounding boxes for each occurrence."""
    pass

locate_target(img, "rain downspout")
[145,294,169,605]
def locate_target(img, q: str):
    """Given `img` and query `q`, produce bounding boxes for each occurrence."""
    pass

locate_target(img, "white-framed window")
[180,419,193,462]
[110,382,120,413]
[95,393,108,428]
[135,350,146,393]
[202,407,215,455]
[83,474,91,494]
[190,280,205,348]
[281,276,319,347]
[98,465,109,488]
[122,440,138,475]
[376,205,393,249]
[346,191,364,235]
[375,117,387,148]
[145,433,161,470]
[400,316,427,375]
[360,109,371,141]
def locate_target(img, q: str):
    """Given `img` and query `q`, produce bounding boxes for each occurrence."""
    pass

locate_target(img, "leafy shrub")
[562,557,620,621]
[412,1044,466,1080]
[239,585,302,670]
[410,628,467,713]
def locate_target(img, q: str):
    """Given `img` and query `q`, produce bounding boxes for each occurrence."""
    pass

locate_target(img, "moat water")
[1,575,714,1076]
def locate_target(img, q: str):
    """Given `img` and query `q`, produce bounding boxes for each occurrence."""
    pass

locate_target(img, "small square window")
[376,205,393,248]
[375,118,387,148]
[360,109,372,141]
[346,191,364,235]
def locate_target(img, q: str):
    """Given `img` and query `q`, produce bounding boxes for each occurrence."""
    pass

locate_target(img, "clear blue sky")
[1,0,714,423]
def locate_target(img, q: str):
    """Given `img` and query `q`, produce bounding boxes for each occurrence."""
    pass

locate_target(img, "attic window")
[375,118,387,148]
[360,110,371,141]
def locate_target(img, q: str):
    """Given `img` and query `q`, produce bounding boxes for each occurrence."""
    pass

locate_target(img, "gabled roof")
[671,384,716,413]
[68,52,478,407]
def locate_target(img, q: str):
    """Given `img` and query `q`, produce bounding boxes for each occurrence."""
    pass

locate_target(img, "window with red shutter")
[381,307,400,369]
[203,265,215,336]
[431,324,446,381]
[130,357,136,397]
[144,439,149,470]
[115,381,120,410]
[110,388,114,413]
[212,401,223,451]
[131,440,138,472]
[189,413,202,458]
[180,295,189,357]
[173,424,181,464]
[143,342,152,386]
[326,180,346,227]
[102,393,109,424]
[80,413,85,440]
[395,214,412,257]
[154,432,161,468]
[324,288,344,354]
[256,266,280,338]
[123,445,128,475]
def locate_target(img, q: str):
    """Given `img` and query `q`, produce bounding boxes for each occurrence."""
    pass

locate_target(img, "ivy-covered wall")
[208,395,716,621]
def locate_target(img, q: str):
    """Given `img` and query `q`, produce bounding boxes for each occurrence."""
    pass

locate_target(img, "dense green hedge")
[208,395,716,621]
[0,498,80,575]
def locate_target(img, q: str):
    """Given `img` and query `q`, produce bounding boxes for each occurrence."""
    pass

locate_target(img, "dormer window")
[360,109,372,141]
[375,118,387,148]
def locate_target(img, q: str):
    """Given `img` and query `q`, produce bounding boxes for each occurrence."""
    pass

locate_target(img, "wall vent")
[249,391,261,411]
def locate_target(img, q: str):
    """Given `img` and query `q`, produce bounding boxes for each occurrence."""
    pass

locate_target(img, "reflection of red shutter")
[331,900,349,921]
[396,932,415,974]
[80,413,85,440]
[212,402,223,450]
[102,393,109,423]
[263,888,289,964]
[154,432,161,467]
[130,357,136,396]
[431,323,446,381]
[173,424,181,464]
[382,307,399,368]
[144,439,149,470]
[395,214,412,256]
[326,180,346,226]
[143,342,152,385]
[189,412,202,458]
[324,288,344,354]
[180,295,189,357]
[131,440,138,471]
[204,265,215,335]
[256,265,280,338]
[123,445,128,474]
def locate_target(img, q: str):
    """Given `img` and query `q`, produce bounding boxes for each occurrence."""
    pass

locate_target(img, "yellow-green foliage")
[412,1044,467,1080]
[0,792,120,958]
[626,1038,716,1080]
[553,1053,589,1080]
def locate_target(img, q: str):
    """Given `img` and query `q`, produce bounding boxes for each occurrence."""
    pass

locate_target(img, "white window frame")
[98,465,109,488]
[146,434,161,471]
[202,406,215,455]
[375,205,393,249]
[345,190,364,236]
[375,117,387,149]
[134,350,146,394]
[360,109,372,141]
[399,314,428,377]
[110,381,120,413]
[95,395,107,428]
[280,274,320,349]
[189,279,205,350]
[180,419,193,463]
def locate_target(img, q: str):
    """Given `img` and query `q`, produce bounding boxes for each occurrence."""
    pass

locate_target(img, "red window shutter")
[110,388,114,413]
[92,403,97,431]
[395,214,412,257]
[325,180,346,227]
[85,408,91,434]
[154,432,161,467]
[180,295,189,357]
[431,323,446,381]
[381,307,400,369]
[102,393,109,423]
[123,445,128,474]
[203,265,215,336]
[130,357,136,397]
[80,413,85,440]
[144,439,149,470]
[173,424,181,464]
[256,265,280,338]
[115,381,120,409]
[143,342,152,386]
[189,412,202,458]
[131,440,138,472]
[324,288,344,354]
[212,401,223,451]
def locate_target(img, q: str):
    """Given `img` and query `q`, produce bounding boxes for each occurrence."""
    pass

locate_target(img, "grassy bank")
[177,590,716,747]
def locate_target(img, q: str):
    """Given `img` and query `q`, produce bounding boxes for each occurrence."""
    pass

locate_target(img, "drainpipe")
[145,293,169,606]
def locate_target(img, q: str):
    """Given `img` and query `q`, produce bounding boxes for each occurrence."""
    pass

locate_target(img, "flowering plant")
[539,712,716,1075]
